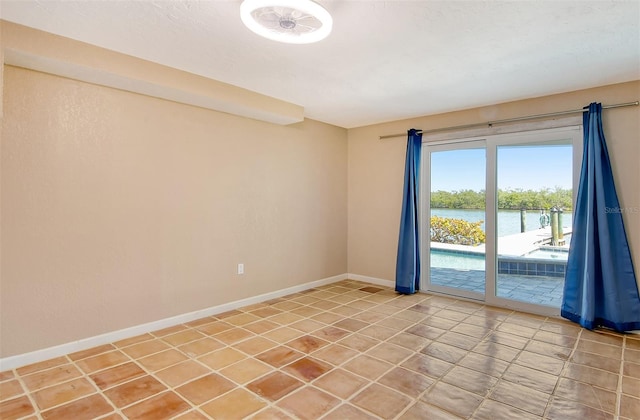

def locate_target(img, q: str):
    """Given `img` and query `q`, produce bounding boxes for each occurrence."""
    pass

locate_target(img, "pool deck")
[429,227,572,307]
[431,268,564,307]
[430,226,572,257]
[498,226,571,256]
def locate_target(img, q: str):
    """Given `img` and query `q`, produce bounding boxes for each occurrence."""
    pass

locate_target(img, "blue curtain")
[562,102,640,332]
[395,129,422,294]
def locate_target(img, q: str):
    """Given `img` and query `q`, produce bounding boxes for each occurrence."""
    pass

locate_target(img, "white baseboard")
[0,273,348,371]
[347,273,394,289]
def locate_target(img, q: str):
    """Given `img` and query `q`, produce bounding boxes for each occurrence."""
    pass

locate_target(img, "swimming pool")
[430,249,485,270]
[430,247,567,277]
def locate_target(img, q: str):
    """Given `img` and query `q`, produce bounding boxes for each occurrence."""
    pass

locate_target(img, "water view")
[431,208,573,237]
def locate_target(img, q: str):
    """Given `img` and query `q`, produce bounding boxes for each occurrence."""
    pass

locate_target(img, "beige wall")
[1,66,347,357]
[348,81,640,287]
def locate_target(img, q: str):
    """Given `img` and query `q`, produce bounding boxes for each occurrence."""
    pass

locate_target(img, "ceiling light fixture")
[240,0,333,44]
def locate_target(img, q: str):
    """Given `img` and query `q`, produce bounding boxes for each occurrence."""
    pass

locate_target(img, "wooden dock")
[497,226,571,256]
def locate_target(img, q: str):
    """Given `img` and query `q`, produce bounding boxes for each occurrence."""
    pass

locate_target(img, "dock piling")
[551,208,559,246]
[558,209,564,241]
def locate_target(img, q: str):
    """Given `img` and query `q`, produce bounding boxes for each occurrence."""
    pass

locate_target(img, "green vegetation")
[430,216,486,246]
[430,187,572,210]
[429,187,572,245]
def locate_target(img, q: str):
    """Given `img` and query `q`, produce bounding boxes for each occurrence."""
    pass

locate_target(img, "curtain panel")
[395,129,422,294]
[562,102,640,332]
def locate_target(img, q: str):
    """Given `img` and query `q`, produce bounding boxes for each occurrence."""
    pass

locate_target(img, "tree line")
[431,187,572,210]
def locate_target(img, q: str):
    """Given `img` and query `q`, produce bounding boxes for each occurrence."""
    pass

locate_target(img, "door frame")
[421,126,583,316]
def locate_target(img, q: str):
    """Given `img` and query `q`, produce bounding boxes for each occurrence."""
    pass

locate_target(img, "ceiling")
[1,1,639,129]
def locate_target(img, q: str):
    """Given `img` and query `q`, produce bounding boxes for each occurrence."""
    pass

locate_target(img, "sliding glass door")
[495,142,574,308]
[426,143,486,301]
[423,127,581,315]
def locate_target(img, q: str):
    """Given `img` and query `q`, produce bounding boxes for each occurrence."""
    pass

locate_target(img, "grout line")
[547,326,582,418]
[10,368,43,420]
[615,335,625,419]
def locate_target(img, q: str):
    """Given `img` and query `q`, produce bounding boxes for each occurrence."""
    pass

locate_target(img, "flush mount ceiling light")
[240,0,333,44]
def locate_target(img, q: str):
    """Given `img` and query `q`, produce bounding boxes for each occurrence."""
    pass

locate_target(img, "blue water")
[430,249,485,270]
[431,208,573,238]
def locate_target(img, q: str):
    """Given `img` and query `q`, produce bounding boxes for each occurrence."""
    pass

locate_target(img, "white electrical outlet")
[237,263,244,275]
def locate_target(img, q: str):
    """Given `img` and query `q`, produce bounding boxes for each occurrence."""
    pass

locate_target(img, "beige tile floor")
[1,280,639,419]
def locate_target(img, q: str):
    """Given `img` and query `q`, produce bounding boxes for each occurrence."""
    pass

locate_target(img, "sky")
[430,145,573,191]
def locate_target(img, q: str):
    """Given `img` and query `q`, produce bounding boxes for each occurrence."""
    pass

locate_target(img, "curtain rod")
[379,101,639,140]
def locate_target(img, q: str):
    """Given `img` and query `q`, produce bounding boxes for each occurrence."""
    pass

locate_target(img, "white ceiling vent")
[240,0,333,44]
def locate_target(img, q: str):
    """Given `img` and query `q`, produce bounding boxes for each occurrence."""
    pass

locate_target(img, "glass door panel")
[428,146,486,300]
[495,142,573,308]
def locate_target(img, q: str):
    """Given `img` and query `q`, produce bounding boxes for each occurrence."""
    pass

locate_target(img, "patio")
[430,267,565,308]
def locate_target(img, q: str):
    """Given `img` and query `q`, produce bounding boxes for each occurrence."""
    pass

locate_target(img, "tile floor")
[1,279,639,420]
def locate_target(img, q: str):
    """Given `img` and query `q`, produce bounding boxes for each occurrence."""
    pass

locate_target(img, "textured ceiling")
[1,0,639,128]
